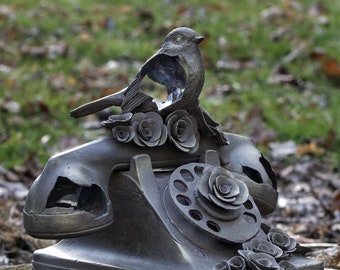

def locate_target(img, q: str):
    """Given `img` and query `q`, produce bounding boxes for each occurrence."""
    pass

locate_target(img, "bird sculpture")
[70,27,228,144]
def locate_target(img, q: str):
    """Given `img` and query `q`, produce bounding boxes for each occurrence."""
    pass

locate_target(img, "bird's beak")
[194,36,204,44]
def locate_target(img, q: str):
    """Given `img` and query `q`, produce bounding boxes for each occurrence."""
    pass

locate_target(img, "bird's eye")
[175,35,183,43]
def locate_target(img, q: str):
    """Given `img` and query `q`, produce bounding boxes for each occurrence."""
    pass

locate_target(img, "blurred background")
[0,0,339,267]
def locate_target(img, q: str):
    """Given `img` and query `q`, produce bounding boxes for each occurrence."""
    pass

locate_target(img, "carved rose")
[102,113,135,143]
[131,111,167,147]
[267,228,296,254]
[243,238,284,259]
[213,260,230,270]
[198,166,249,210]
[112,125,135,143]
[165,109,199,153]
[227,256,247,270]
[238,250,280,270]
[279,260,298,270]
[213,256,246,270]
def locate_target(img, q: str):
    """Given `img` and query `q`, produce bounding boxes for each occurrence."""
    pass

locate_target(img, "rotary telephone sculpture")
[24,28,323,270]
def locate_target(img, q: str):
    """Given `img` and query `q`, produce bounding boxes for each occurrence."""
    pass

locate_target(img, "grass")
[1,0,340,169]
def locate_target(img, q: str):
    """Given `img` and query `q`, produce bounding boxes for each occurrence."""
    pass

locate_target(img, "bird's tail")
[70,89,126,118]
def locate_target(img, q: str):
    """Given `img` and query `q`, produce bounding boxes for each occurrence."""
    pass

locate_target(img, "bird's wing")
[121,53,186,113]
[121,74,156,113]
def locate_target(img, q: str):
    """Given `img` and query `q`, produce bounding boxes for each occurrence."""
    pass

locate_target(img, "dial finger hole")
[189,209,203,221]
[207,220,221,232]
[243,212,257,224]
[176,195,191,206]
[194,165,203,177]
[173,180,188,192]
[243,200,253,209]
[180,169,194,182]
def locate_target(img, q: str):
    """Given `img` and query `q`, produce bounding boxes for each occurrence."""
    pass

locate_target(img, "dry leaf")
[67,76,77,86]
[111,5,134,14]
[310,50,340,78]
[323,59,340,77]
[78,32,91,42]
[297,141,325,156]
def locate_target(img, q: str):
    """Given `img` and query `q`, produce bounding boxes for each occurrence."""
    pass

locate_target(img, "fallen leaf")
[323,59,340,77]
[297,141,325,156]
[328,190,340,211]
[23,100,50,115]
[310,49,340,78]
[203,3,226,11]
[67,76,77,86]
[77,32,91,42]
[111,5,134,14]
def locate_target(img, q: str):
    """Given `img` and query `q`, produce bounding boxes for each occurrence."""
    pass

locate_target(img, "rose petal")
[132,122,146,147]
[227,256,246,270]
[248,252,280,270]
[209,193,240,210]
[208,167,230,191]
[102,113,133,128]
[187,131,200,154]
[146,111,163,121]
[215,175,240,198]
[213,185,237,203]
[198,172,211,200]
[279,260,298,270]
[179,133,197,148]
[213,260,231,270]
[174,119,190,142]
[158,124,168,146]
[108,112,133,122]
[189,115,198,133]
[172,139,192,152]
[142,119,161,141]
[230,179,249,206]
[215,176,232,194]
[131,112,147,122]
[165,109,188,122]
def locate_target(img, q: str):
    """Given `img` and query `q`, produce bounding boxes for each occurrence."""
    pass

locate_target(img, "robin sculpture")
[70,27,228,144]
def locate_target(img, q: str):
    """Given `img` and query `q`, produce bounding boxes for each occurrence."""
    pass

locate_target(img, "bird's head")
[159,27,204,57]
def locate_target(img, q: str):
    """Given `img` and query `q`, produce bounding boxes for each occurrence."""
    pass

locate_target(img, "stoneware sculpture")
[24,27,324,270]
